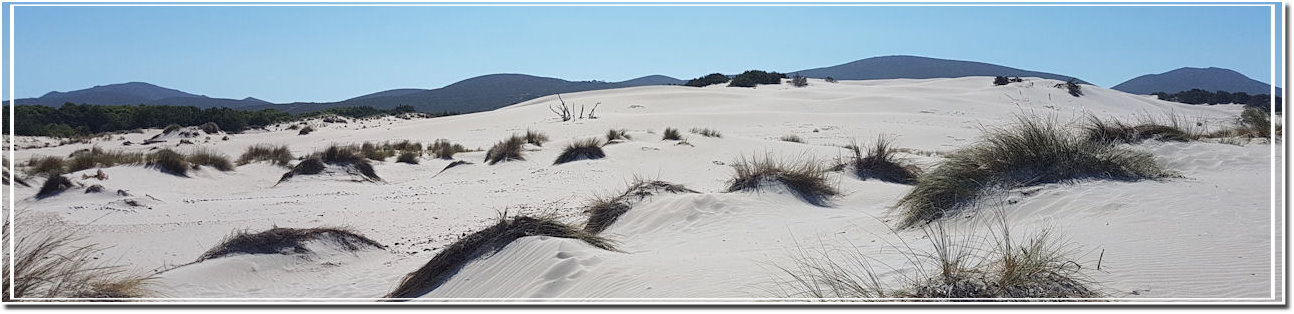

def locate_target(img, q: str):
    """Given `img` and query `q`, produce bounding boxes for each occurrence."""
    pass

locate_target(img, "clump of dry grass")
[383,214,616,299]
[897,115,1174,228]
[727,154,838,206]
[5,222,155,300]
[277,145,381,183]
[606,129,632,142]
[583,178,698,234]
[524,129,550,147]
[36,175,75,200]
[236,144,294,167]
[662,127,683,141]
[690,128,722,138]
[773,214,1100,300]
[429,139,469,159]
[26,156,67,176]
[66,147,145,173]
[553,138,606,165]
[780,134,805,143]
[146,149,191,177]
[186,148,234,171]
[849,136,921,184]
[1082,114,1199,144]
[298,125,315,135]
[396,151,419,164]
[195,227,384,262]
[485,134,527,165]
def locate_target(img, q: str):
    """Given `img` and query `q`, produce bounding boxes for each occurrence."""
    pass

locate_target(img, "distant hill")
[11,82,268,108]
[1111,67,1280,95]
[791,55,1087,83]
[260,74,684,114]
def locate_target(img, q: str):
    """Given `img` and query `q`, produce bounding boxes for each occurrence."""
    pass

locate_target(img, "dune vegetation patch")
[429,139,469,159]
[485,134,527,165]
[35,175,75,200]
[195,227,383,262]
[780,134,805,143]
[1082,114,1200,144]
[6,222,155,300]
[524,129,550,147]
[25,156,67,177]
[145,149,192,177]
[897,115,1174,228]
[185,148,234,172]
[236,144,294,167]
[554,138,606,165]
[662,127,683,141]
[384,215,616,299]
[727,154,838,206]
[277,145,381,183]
[66,147,145,174]
[690,127,722,138]
[848,136,921,185]
[606,129,632,142]
[774,216,1100,300]
[584,178,699,234]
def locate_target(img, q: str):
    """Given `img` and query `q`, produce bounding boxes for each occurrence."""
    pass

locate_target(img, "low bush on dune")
[146,149,191,177]
[66,147,144,173]
[780,134,805,143]
[26,156,67,176]
[584,179,698,234]
[727,154,838,206]
[236,144,294,167]
[897,115,1174,228]
[298,125,315,135]
[554,138,606,165]
[429,139,469,159]
[35,175,75,199]
[662,127,683,141]
[774,216,1100,300]
[690,128,722,138]
[485,135,527,165]
[5,222,155,300]
[849,136,921,184]
[684,73,731,87]
[606,129,632,142]
[195,227,384,262]
[186,148,234,172]
[524,129,550,147]
[384,214,616,299]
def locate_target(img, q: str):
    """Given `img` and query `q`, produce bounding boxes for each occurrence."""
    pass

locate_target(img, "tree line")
[1151,89,1282,112]
[2,103,451,138]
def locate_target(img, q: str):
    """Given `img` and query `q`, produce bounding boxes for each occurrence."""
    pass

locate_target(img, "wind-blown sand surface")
[4,77,1282,301]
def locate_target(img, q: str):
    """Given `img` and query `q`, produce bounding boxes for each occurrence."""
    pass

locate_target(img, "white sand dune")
[4,77,1281,302]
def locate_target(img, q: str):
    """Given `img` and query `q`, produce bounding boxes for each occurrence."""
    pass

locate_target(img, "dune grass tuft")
[66,147,144,173]
[727,154,838,206]
[36,175,75,200]
[485,135,527,165]
[236,144,294,167]
[396,151,419,164]
[6,222,155,300]
[897,115,1174,228]
[195,227,383,262]
[780,134,805,143]
[1082,115,1198,144]
[850,136,921,184]
[662,127,683,141]
[26,156,67,176]
[384,215,615,299]
[583,178,698,234]
[146,149,191,177]
[524,129,550,147]
[298,125,315,135]
[690,128,722,138]
[553,138,606,165]
[186,148,234,171]
[277,145,381,183]
[606,129,632,142]
[429,139,469,159]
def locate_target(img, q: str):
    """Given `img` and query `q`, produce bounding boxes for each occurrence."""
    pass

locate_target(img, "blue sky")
[3,3,1283,103]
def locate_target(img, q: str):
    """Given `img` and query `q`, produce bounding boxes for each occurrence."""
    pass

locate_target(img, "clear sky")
[3,3,1283,103]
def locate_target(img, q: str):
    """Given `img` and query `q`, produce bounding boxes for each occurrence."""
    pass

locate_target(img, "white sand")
[4,77,1281,302]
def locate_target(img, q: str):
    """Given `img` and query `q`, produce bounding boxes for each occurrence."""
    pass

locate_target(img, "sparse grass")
[186,148,234,171]
[384,214,615,299]
[195,227,383,262]
[774,215,1100,300]
[780,134,805,143]
[524,129,550,147]
[1082,114,1198,144]
[236,144,294,167]
[361,142,393,161]
[36,175,74,199]
[396,151,419,164]
[727,154,838,206]
[298,125,315,135]
[146,149,191,177]
[849,136,921,184]
[606,129,632,142]
[429,139,469,159]
[662,127,683,141]
[6,222,155,300]
[553,138,606,165]
[897,115,1174,228]
[583,178,698,234]
[26,156,67,176]
[279,144,380,182]
[66,147,145,173]
[690,128,722,138]
[485,135,526,165]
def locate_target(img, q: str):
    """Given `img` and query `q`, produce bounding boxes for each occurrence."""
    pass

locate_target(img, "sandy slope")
[3,77,1281,302]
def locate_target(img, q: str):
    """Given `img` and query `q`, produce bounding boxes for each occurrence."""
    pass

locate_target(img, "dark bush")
[554,139,606,165]
[684,73,731,87]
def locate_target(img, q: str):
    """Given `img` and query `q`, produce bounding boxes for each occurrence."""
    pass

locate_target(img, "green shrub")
[684,73,731,87]
[728,70,784,87]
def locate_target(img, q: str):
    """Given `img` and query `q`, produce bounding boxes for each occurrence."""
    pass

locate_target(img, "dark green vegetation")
[684,73,731,87]
[3,103,456,138]
[1152,89,1282,112]
[728,70,787,88]
[195,227,383,262]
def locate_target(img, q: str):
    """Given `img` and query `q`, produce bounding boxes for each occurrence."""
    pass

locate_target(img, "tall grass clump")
[780,134,805,143]
[199,122,221,134]
[298,125,315,135]
[662,127,683,141]
[524,129,550,147]
[485,135,527,165]
[383,214,615,299]
[186,148,234,171]
[360,142,393,161]
[897,115,1174,228]
[1082,114,1198,144]
[36,175,75,200]
[146,149,192,177]
[6,222,154,300]
[195,227,383,262]
[727,154,838,206]
[396,151,419,164]
[554,138,606,165]
[236,144,294,167]
[583,178,698,234]
[66,147,145,173]
[429,139,469,159]
[606,129,632,142]
[26,156,67,176]
[849,136,921,184]
[278,144,380,183]
[773,216,1100,300]
[690,128,722,138]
